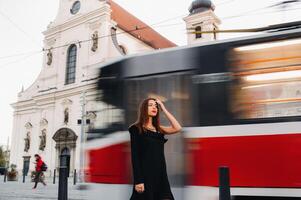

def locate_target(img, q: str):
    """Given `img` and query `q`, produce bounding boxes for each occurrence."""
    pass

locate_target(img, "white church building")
[10,0,220,176]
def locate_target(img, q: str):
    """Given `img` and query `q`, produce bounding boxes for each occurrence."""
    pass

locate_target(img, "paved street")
[0,175,87,200]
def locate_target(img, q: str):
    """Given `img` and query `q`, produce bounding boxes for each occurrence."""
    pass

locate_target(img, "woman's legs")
[40,172,46,186]
[33,171,41,188]
[33,171,46,188]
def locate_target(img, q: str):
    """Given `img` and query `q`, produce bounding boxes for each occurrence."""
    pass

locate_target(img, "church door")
[53,128,78,175]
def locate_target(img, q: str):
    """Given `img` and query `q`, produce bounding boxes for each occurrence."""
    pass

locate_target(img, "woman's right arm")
[129,126,144,185]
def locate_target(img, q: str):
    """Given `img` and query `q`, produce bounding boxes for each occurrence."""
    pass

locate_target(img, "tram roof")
[99,27,301,79]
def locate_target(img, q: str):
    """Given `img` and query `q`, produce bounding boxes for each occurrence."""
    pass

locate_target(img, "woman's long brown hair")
[132,98,164,134]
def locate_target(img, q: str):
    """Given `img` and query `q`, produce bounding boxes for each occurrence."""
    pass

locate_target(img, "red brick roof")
[108,0,177,49]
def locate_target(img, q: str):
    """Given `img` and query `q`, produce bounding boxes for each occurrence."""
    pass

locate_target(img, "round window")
[70,1,81,15]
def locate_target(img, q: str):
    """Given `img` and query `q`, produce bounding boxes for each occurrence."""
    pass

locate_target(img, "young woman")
[129,98,182,200]
[32,154,46,189]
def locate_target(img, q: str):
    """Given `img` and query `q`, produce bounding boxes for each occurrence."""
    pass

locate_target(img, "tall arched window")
[65,44,77,84]
[195,26,202,39]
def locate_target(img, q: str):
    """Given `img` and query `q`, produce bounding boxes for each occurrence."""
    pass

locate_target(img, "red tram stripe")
[186,133,301,187]
[85,142,130,184]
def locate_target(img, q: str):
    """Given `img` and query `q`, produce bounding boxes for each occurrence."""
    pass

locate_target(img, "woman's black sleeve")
[129,126,144,184]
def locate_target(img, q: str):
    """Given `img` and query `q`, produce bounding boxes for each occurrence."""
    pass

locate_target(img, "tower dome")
[189,0,215,14]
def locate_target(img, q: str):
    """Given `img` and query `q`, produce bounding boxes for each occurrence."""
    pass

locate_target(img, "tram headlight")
[244,69,301,81]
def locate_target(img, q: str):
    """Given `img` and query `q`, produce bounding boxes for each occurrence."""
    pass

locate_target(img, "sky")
[0,0,300,147]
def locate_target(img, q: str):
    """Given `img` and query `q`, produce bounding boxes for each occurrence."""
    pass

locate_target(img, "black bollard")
[58,153,69,200]
[73,169,77,185]
[219,166,231,200]
[53,169,56,184]
[58,166,68,200]
[22,169,26,183]
[4,168,7,182]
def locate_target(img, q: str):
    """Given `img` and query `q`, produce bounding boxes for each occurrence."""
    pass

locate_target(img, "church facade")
[10,0,220,176]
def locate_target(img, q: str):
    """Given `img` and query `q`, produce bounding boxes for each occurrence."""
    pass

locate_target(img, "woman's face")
[147,99,158,117]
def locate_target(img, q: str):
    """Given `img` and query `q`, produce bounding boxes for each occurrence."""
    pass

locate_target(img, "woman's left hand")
[156,99,166,111]
[155,99,182,134]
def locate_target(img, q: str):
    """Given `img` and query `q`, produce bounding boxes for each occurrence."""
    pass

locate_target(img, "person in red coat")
[32,154,46,189]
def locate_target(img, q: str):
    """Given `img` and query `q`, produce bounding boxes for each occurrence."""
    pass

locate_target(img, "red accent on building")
[108,0,177,49]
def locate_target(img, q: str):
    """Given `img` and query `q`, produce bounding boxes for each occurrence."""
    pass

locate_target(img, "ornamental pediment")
[61,98,73,106]
[25,122,33,129]
[52,128,78,142]
[40,118,48,126]
[87,111,97,120]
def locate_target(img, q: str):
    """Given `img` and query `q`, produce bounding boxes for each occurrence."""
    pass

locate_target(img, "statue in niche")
[46,49,52,65]
[39,129,47,151]
[24,132,30,152]
[64,108,69,125]
[91,31,98,52]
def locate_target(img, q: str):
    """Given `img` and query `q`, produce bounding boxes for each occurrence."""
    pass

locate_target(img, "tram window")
[92,101,124,129]
[125,73,194,127]
[87,87,125,139]
[87,101,124,139]
[230,38,301,119]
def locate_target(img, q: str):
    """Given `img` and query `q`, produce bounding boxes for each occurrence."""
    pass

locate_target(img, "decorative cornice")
[45,37,57,46]
[87,20,102,30]
[184,10,221,24]
[44,6,111,37]
[12,83,97,112]
[61,98,73,106]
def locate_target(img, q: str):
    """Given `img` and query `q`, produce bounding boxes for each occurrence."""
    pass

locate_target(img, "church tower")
[184,0,221,45]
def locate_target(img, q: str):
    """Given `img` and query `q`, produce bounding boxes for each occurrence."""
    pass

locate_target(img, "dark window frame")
[195,26,202,39]
[70,1,81,15]
[65,44,77,85]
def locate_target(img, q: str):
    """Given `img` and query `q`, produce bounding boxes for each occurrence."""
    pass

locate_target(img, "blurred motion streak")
[84,25,301,200]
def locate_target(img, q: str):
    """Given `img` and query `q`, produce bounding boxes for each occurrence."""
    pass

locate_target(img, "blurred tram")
[85,27,301,200]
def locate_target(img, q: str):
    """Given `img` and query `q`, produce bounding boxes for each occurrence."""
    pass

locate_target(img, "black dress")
[129,125,174,200]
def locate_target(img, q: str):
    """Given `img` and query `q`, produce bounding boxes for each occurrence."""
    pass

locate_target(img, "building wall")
[10,0,154,176]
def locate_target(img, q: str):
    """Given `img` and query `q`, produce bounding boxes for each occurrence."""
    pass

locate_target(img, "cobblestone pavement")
[0,175,87,200]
